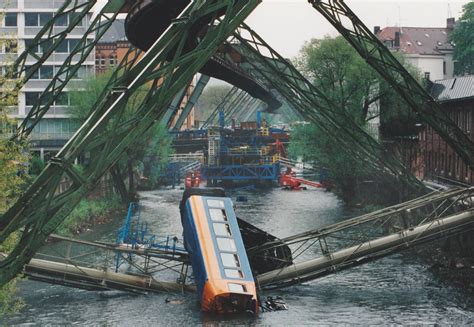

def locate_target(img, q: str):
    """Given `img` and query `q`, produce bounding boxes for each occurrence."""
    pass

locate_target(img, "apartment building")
[95,19,196,131]
[0,0,94,158]
[420,75,474,185]
[375,18,456,81]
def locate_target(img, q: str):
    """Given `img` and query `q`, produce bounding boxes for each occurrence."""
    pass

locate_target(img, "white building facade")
[1,0,94,157]
[375,19,456,82]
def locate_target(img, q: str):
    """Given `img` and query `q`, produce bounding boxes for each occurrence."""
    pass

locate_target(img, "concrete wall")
[406,54,454,81]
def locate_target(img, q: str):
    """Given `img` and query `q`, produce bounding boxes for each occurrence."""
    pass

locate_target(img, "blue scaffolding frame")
[201,163,280,182]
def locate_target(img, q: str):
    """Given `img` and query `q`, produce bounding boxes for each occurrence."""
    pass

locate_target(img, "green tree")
[29,154,45,176]
[450,2,474,75]
[0,32,28,318]
[195,84,231,123]
[290,36,419,203]
[141,122,174,187]
[69,69,173,196]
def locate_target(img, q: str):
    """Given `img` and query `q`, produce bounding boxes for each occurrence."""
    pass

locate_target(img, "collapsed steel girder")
[255,187,474,288]
[309,0,474,170]
[0,0,261,287]
[2,0,473,291]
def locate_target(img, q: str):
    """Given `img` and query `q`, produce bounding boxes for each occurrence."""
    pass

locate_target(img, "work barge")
[2,0,474,317]
[170,112,291,187]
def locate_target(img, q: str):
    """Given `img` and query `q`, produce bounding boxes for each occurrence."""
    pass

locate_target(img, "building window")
[72,66,87,79]
[27,66,54,80]
[55,92,69,106]
[54,13,68,26]
[4,13,17,27]
[25,13,55,27]
[55,39,69,53]
[109,55,117,66]
[40,13,53,26]
[69,39,80,52]
[424,72,430,80]
[41,66,54,79]
[443,61,447,75]
[69,12,84,27]
[25,39,40,53]
[100,57,106,68]
[25,92,69,106]
[25,66,40,79]
[25,13,39,26]
[25,92,41,106]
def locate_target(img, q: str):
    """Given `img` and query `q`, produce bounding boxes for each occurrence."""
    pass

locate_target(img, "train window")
[225,269,243,279]
[228,283,247,293]
[221,253,240,268]
[213,223,232,237]
[209,208,227,222]
[207,199,225,208]
[217,237,237,252]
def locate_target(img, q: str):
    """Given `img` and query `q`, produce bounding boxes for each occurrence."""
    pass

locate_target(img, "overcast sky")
[245,0,470,58]
[97,0,470,59]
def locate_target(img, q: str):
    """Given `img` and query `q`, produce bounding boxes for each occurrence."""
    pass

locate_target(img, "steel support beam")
[10,0,97,83]
[224,92,254,124]
[163,85,190,127]
[309,0,474,170]
[13,0,127,139]
[172,74,211,131]
[0,0,261,287]
[229,24,424,194]
[258,209,474,288]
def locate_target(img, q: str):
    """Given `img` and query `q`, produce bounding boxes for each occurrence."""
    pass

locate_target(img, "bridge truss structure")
[1,0,474,290]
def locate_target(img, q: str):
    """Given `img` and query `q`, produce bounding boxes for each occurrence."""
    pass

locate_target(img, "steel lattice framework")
[309,0,474,170]
[10,0,97,83]
[11,0,127,138]
[0,0,261,287]
[255,187,474,289]
[228,24,424,195]
[172,74,210,131]
[2,0,474,290]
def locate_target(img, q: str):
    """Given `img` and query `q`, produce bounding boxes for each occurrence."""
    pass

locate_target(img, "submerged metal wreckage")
[2,0,474,316]
[13,187,474,314]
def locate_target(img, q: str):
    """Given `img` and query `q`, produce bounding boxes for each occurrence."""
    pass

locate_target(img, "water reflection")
[6,187,474,325]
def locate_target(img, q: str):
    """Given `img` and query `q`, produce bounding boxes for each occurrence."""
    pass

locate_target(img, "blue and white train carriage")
[180,188,258,314]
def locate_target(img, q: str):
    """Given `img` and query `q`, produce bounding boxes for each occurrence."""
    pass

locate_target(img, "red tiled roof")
[377,26,453,55]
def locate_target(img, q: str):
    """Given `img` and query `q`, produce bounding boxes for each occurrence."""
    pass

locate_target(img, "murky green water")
[6,187,474,325]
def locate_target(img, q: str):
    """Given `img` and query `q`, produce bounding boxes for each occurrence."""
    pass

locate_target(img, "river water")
[6,187,474,325]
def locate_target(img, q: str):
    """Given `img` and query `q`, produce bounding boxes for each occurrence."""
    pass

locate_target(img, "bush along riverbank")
[55,194,124,236]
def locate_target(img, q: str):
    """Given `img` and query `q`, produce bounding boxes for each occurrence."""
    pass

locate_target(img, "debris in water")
[261,296,288,312]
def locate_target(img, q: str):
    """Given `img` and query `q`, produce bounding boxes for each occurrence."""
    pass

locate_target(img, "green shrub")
[56,194,122,235]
